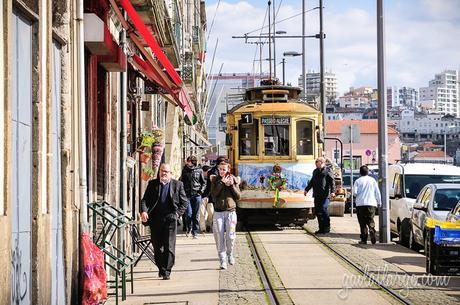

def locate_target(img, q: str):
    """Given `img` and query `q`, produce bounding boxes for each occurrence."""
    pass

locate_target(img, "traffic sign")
[341,124,360,143]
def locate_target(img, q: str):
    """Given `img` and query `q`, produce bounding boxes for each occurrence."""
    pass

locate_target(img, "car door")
[390,173,403,233]
[412,186,430,245]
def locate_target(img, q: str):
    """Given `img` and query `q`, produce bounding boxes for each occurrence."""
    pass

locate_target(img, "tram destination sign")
[261,116,291,125]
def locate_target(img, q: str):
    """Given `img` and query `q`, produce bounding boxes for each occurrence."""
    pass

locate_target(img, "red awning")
[110,0,194,121]
[178,87,194,120]
[119,0,182,87]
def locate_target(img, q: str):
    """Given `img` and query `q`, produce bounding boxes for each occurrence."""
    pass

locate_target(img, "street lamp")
[444,124,455,163]
[283,51,303,91]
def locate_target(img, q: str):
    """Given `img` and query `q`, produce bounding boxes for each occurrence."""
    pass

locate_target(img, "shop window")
[296,120,313,155]
[264,125,289,156]
[239,119,258,156]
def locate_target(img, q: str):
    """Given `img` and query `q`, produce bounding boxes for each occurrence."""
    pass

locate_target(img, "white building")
[419,70,459,117]
[298,70,337,103]
[337,96,370,108]
[394,109,460,141]
[206,73,268,156]
[387,86,418,108]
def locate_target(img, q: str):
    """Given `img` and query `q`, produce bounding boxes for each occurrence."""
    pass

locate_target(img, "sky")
[204,0,460,95]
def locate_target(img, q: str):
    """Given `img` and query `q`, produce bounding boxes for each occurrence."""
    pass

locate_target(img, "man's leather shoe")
[358,240,367,245]
[370,232,376,244]
[315,230,325,234]
[162,275,170,280]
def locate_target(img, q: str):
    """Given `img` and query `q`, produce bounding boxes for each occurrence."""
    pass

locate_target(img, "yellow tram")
[226,81,334,225]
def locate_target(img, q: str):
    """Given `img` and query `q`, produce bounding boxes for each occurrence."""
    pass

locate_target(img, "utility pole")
[272,0,276,79]
[302,0,306,99]
[349,125,354,218]
[377,0,390,243]
[268,1,272,79]
[319,0,325,150]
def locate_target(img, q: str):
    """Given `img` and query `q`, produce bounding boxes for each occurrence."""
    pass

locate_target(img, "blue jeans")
[315,198,330,232]
[187,195,202,236]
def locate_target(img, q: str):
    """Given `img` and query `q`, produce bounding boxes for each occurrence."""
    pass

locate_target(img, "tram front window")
[264,125,289,156]
[296,120,313,155]
[239,119,259,156]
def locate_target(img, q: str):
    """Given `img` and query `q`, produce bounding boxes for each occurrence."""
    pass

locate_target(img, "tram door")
[11,12,32,304]
[51,41,66,304]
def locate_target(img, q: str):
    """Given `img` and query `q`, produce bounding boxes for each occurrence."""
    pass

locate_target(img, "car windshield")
[433,189,460,211]
[404,175,460,199]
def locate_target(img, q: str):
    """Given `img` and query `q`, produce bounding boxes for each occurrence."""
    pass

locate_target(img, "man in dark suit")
[140,163,188,280]
[304,157,336,234]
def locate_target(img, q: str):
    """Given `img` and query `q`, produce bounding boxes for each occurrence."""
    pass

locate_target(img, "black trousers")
[314,198,330,232]
[150,214,178,276]
[356,206,376,242]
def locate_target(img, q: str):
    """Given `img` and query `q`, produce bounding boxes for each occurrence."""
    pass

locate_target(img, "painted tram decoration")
[226,80,342,225]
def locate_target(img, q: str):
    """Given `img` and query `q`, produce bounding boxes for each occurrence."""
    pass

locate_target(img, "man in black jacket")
[180,155,207,238]
[304,157,336,234]
[140,163,188,280]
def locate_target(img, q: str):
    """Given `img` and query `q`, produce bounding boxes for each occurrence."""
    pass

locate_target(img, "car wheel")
[425,236,436,275]
[399,219,411,247]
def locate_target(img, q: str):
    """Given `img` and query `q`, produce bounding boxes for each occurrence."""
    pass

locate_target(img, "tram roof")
[228,84,319,114]
[228,99,319,114]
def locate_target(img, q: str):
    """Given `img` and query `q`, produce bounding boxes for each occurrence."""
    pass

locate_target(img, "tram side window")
[296,120,313,155]
[264,125,290,156]
[239,119,259,156]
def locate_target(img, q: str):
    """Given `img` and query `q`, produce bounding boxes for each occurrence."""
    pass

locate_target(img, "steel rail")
[307,230,413,305]
[246,230,279,305]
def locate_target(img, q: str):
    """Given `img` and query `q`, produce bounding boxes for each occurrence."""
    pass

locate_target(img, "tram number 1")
[241,113,253,124]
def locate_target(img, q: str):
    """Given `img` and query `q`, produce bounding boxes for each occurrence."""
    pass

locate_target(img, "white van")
[388,163,460,247]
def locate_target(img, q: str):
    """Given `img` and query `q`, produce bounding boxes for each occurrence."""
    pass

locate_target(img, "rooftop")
[326,119,398,135]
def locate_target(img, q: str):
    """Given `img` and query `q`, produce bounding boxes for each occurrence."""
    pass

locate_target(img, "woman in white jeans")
[210,161,241,269]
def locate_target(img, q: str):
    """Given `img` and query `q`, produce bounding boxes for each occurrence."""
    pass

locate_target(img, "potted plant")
[139,151,152,164]
[141,167,155,181]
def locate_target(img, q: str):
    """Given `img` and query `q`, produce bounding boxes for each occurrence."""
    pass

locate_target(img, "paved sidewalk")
[305,214,460,305]
[107,233,221,305]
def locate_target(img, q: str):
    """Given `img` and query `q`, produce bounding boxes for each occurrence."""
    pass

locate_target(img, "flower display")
[267,164,287,208]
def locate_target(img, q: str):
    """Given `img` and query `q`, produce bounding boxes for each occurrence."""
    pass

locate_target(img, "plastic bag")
[81,233,107,305]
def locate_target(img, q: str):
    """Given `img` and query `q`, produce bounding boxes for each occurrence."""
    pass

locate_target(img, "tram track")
[245,227,294,305]
[245,225,415,305]
[305,228,414,305]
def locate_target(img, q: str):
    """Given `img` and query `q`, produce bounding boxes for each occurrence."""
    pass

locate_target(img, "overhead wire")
[206,0,221,42]
[244,6,318,35]
[251,6,269,76]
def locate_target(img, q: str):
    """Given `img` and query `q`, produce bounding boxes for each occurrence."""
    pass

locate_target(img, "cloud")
[205,1,460,95]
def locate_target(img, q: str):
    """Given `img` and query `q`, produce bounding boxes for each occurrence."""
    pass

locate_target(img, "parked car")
[446,200,460,224]
[388,163,460,247]
[411,184,460,251]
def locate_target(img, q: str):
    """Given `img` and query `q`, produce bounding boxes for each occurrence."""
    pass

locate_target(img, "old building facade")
[0,0,208,304]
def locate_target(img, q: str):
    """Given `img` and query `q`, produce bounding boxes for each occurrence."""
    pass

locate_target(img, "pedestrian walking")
[199,165,214,233]
[140,163,188,280]
[210,160,241,270]
[304,157,336,234]
[180,155,207,239]
[353,165,381,244]
[202,156,227,232]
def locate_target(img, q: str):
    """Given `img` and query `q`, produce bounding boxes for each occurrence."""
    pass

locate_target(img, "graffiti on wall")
[11,238,28,304]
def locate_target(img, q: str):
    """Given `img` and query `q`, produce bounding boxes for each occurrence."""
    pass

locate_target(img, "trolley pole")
[301,0,306,99]
[377,0,390,243]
